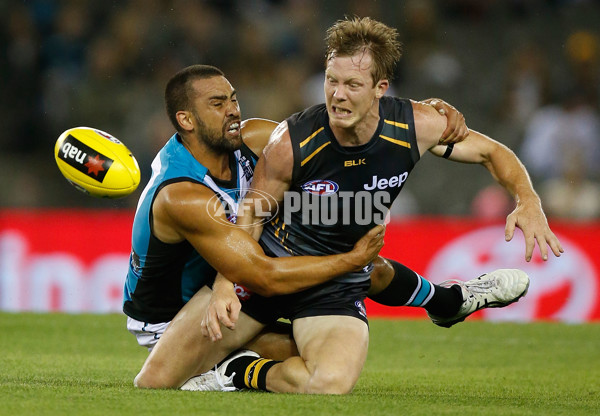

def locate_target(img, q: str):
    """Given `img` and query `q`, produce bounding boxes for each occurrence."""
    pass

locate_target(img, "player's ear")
[177,111,194,132]
[375,79,389,99]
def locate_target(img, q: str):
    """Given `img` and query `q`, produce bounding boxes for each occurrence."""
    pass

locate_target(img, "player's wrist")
[343,250,368,272]
[515,192,542,209]
[213,275,235,292]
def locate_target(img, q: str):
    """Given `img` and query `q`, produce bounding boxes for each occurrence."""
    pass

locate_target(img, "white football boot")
[180,350,260,391]
[428,269,530,328]
[180,369,237,392]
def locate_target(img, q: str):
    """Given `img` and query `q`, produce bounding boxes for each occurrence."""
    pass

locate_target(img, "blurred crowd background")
[1,0,599,220]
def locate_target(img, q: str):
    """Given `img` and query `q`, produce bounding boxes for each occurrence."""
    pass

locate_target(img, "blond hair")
[325,16,402,84]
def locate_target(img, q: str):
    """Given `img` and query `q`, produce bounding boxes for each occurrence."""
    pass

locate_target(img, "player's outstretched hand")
[200,275,241,342]
[505,201,564,262]
[423,98,470,144]
[350,224,386,270]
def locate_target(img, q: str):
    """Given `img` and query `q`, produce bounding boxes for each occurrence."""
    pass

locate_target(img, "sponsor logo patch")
[363,172,408,191]
[58,135,113,182]
[238,155,254,181]
[355,300,367,318]
[301,180,339,195]
[234,283,253,301]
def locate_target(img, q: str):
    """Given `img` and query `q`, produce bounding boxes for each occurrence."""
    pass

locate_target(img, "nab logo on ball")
[58,135,113,182]
[301,180,339,195]
[54,127,141,198]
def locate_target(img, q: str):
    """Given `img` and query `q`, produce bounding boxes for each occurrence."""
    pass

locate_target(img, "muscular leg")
[269,316,368,394]
[134,286,266,389]
[224,315,369,394]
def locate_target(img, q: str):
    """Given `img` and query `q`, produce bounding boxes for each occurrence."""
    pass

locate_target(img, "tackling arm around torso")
[152,179,382,297]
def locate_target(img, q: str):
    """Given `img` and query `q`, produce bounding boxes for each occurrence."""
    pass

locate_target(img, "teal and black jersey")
[123,133,257,323]
[260,96,419,259]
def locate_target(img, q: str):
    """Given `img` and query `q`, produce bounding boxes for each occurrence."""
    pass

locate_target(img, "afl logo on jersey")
[301,180,339,195]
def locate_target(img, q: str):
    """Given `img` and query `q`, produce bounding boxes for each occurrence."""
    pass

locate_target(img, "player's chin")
[329,116,354,129]
[224,134,243,151]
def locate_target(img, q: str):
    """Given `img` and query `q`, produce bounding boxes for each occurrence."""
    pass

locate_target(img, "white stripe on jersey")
[203,175,238,217]
[136,153,163,212]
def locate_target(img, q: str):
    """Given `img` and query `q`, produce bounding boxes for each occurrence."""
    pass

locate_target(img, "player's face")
[189,76,242,153]
[324,51,388,131]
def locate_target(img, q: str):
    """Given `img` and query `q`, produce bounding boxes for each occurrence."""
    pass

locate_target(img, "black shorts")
[240,279,370,325]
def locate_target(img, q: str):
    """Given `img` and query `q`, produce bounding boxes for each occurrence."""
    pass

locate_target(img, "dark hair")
[325,16,402,84]
[165,65,225,132]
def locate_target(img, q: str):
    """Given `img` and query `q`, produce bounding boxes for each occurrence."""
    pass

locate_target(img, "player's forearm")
[236,192,268,241]
[240,252,363,297]
[233,213,365,296]
[217,251,357,297]
[484,143,541,207]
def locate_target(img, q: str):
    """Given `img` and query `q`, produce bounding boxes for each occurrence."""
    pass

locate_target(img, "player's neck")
[182,136,232,180]
[204,154,232,180]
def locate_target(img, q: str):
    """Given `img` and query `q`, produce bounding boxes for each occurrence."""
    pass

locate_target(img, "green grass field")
[0,313,598,416]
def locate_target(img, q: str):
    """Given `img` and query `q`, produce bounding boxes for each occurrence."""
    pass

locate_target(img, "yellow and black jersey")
[260,96,419,258]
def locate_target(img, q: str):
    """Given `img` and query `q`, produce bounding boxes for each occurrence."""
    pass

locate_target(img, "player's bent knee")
[133,372,147,388]
[305,371,356,395]
[133,367,179,389]
[134,371,161,389]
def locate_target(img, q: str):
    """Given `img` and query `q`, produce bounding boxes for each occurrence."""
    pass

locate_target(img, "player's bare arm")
[239,118,279,156]
[413,101,563,262]
[420,98,469,144]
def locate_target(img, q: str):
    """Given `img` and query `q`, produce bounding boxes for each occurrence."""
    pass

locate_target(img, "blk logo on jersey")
[344,158,366,167]
[301,180,339,195]
[59,135,113,182]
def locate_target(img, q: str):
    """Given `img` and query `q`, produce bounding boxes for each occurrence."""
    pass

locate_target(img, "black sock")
[369,259,462,317]
[424,284,463,318]
[223,353,279,391]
